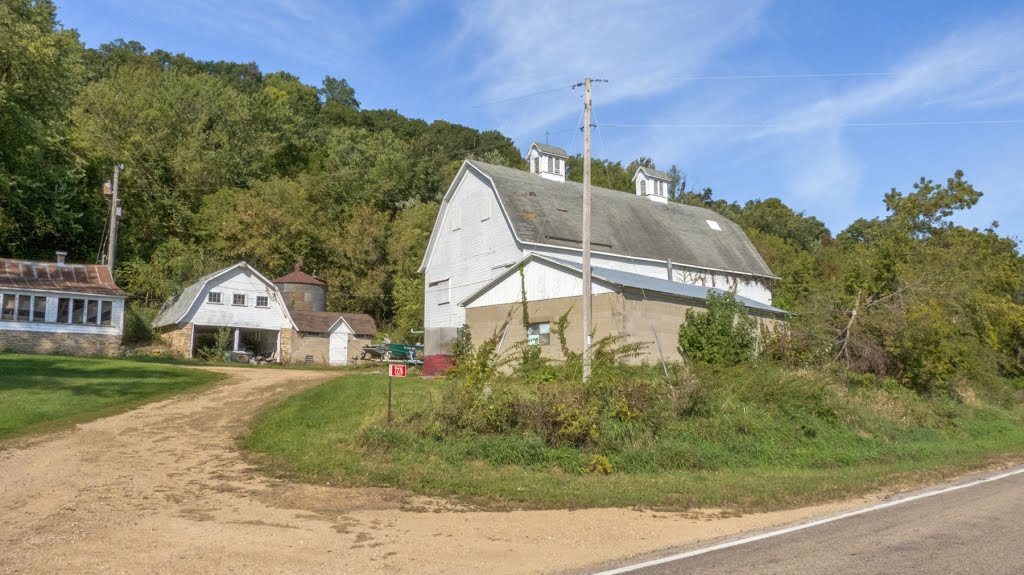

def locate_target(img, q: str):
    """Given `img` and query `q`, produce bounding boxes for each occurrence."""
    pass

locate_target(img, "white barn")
[152,262,375,365]
[418,144,778,373]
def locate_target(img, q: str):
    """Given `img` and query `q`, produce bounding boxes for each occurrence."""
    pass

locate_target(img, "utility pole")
[581,78,593,381]
[106,163,123,272]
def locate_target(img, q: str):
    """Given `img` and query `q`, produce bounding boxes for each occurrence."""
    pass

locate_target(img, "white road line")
[592,465,1024,575]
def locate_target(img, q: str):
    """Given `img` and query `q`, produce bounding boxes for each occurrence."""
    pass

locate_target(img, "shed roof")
[461,254,788,317]
[290,310,377,335]
[273,263,326,286]
[0,258,126,297]
[463,160,775,278]
[530,143,569,157]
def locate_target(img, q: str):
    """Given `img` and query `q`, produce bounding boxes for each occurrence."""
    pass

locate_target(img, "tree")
[0,0,97,259]
[678,291,758,366]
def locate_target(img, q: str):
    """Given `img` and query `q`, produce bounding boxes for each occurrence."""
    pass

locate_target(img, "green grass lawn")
[0,352,222,441]
[242,369,1024,511]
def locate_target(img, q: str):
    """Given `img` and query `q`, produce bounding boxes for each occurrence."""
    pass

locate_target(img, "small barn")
[460,254,787,363]
[152,262,375,365]
[0,252,127,356]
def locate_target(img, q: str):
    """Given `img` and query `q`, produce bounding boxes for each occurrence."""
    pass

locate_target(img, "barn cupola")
[632,166,671,204]
[526,143,568,183]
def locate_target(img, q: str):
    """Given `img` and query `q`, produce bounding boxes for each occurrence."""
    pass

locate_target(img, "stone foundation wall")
[279,328,294,363]
[159,323,194,358]
[0,329,121,357]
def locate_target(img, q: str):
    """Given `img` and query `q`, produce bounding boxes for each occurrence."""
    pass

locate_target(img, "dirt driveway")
[0,367,870,575]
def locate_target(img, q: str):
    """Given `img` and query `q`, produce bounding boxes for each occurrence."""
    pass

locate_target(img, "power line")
[662,67,1024,82]
[600,119,1024,129]
[472,85,574,108]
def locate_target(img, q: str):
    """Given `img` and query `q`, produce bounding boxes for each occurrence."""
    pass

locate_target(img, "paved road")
[599,469,1024,575]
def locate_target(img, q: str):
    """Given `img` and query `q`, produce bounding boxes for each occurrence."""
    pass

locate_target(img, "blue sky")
[56,1,1024,241]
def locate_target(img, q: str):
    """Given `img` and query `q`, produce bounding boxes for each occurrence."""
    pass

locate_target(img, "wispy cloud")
[454,0,772,143]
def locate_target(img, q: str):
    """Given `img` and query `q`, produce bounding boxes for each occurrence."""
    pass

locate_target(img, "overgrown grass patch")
[242,365,1024,511]
[0,352,221,441]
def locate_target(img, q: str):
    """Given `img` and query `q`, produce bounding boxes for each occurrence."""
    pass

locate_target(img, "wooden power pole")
[106,163,122,271]
[581,79,593,381]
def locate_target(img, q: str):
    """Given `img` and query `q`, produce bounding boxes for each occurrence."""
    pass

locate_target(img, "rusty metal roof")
[290,310,377,335]
[0,258,126,297]
[273,263,326,286]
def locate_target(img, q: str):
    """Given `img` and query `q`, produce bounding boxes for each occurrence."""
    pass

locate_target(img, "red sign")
[389,364,407,377]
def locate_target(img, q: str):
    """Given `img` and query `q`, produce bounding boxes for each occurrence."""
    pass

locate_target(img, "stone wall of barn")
[158,323,194,358]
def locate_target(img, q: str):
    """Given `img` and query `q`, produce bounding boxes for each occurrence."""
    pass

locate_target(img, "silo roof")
[273,263,326,286]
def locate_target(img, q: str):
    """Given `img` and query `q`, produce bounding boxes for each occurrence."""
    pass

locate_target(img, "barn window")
[430,278,450,305]
[208,292,222,304]
[527,322,550,346]
[233,294,247,306]
[554,158,561,174]
[640,180,647,195]
[533,156,540,173]
[0,294,15,321]
[547,157,553,172]
[86,300,99,324]
[33,296,46,322]
[100,301,113,326]
[256,296,269,308]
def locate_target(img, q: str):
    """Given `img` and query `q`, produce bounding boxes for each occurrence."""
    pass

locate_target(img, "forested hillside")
[2,1,1022,392]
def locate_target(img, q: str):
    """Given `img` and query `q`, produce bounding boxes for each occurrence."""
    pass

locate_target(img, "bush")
[678,291,757,366]
[122,305,158,347]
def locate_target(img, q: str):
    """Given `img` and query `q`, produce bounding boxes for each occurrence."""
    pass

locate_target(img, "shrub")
[196,327,231,361]
[678,291,757,366]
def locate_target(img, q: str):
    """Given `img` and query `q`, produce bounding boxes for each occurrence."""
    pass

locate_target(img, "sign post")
[387,364,407,426]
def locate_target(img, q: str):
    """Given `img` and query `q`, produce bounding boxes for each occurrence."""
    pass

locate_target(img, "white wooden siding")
[465,260,613,309]
[423,174,524,330]
[0,288,124,336]
[184,268,292,329]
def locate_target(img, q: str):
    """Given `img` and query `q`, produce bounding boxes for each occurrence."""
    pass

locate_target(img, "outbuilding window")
[208,292,222,304]
[1,294,15,321]
[640,180,647,195]
[256,296,269,308]
[233,294,247,306]
[33,296,46,322]
[527,322,550,346]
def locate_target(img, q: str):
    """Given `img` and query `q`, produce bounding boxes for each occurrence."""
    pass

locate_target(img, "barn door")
[329,332,348,366]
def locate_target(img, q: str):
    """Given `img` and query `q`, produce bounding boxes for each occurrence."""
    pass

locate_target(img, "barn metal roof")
[0,258,126,297]
[544,257,788,316]
[465,160,776,278]
[461,254,788,317]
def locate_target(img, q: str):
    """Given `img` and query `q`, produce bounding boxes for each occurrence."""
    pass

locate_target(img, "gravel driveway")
[0,367,865,575]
